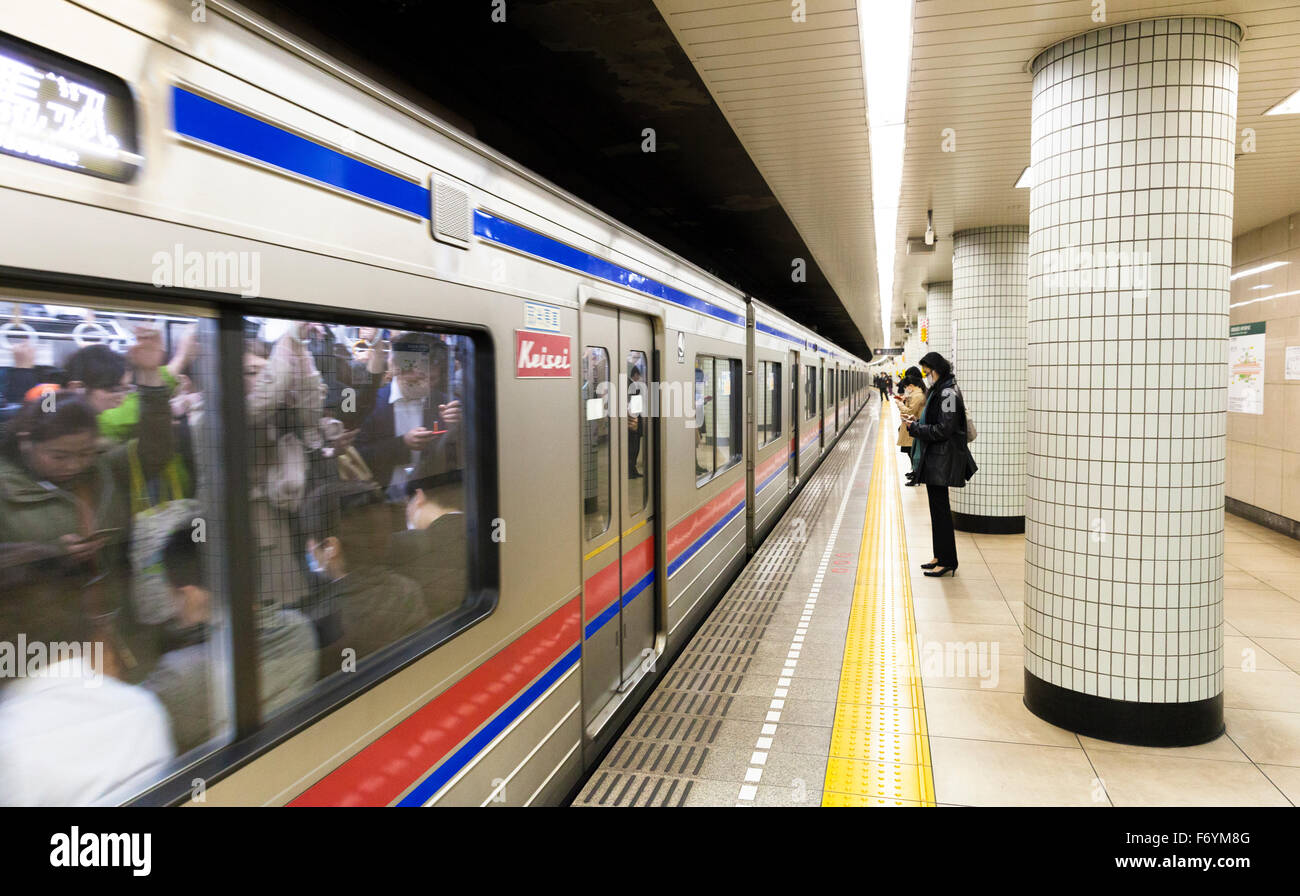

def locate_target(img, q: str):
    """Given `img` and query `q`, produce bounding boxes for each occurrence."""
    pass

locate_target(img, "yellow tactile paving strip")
[822,416,936,806]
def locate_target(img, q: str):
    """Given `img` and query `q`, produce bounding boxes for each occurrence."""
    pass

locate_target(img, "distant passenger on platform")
[905,352,977,578]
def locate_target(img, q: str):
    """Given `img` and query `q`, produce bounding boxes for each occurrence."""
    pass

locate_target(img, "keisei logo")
[49,827,151,877]
[515,329,572,378]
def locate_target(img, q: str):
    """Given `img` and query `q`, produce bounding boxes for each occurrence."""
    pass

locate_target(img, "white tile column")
[951,226,1029,534]
[1024,16,1239,745]
[924,281,953,362]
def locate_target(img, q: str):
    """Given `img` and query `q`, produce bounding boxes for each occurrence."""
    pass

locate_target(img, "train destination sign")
[0,31,141,182]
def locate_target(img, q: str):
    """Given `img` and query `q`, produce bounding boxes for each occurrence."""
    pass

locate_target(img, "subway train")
[0,0,871,806]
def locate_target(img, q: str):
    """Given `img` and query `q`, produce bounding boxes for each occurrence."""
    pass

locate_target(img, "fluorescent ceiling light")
[1250,284,1272,290]
[1230,289,1300,309]
[1014,167,1032,189]
[1231,261,1288,281]
[1264,88,1300,116]
[858,0,914,345]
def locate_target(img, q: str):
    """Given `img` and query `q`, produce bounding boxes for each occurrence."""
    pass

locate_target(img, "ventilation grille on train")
[431,176,472,249]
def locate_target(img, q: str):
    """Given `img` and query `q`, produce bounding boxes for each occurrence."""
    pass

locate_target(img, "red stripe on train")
[666,478,745,563]
[288,598,581,807]
[583,536,655,619]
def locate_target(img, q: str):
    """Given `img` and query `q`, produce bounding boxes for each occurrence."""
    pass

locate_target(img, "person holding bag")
[893,367,927,486]
[904,352,976,577]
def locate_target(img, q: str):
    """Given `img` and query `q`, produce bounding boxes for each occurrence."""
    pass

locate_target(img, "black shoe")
[923,566,957,577]
[904,480,920,487]
[920,560,940,569]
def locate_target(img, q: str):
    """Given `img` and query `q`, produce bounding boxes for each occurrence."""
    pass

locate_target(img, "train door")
[833,364,840,432]
[788,349,799,490]
[579,303,657,731]
[818,359,826,450]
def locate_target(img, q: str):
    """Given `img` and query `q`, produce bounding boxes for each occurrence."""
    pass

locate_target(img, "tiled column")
[951,226,1029,534]
[924,281,953,362]
[1024,17,1239,746]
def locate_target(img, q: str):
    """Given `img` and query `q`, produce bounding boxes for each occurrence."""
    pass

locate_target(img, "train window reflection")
[694,356,714,483]
[0,299,228,805]
[626,350,648,515]
[804,364,816,421]
[582,346,611,539]
[242,319,473,694]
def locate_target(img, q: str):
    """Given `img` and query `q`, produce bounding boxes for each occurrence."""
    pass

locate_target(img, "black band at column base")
[1024,669,1224,747]
[951,511,1024,534]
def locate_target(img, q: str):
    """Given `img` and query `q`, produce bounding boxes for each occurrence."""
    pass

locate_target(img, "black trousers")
[926,484,958,567]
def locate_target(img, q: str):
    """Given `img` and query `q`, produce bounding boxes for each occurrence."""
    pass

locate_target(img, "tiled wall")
[924,281,953,364]
[952,226,1029,522]
[1227,213,1300,526]
[1025,17,1239,705]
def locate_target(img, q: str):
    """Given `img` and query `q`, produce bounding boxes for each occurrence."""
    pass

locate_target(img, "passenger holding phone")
[0,336,175,682]
[894,367,927,486]
[355,332,463,502]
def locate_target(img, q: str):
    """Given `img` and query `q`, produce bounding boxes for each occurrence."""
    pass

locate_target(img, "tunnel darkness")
[241,0,872,357]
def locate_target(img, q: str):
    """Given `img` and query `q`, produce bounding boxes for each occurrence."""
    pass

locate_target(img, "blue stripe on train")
[171,86,429,217]
[170,87,746,329]
[584,570,656,641]
[666,500,745,579]
[473,211,745,327]
[756,458,789,494]
[396,644,581,806]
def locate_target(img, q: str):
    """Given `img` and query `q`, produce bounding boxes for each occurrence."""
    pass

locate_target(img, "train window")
[626,350,648,515]
[759,361,782,448]
[243,318,474,711]
[803,364,816,421]
[0,298,230,805]
[694,356,714,483]
[715,358,742,472]
[582,346,612,539]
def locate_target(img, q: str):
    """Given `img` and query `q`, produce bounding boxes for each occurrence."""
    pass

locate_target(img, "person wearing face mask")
[301,480,427,675]
[893,367,927,486]
[904,352,977,577]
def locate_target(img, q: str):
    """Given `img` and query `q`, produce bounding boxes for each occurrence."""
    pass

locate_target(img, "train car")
[0,0,869,807]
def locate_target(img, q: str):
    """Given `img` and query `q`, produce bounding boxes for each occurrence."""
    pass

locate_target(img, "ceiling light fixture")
[1230,289,1300,309]
[1231,261,1288,281]
[924,209,934,246]
[1250,284,1272,290]
[1014,166,1033,188]
[1264,88,1300,116]
[858,0,914,345]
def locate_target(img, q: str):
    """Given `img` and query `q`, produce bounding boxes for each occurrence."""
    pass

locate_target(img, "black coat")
[907,375,977,488]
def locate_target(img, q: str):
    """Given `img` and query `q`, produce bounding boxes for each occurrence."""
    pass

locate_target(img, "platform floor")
[573,398,1300,807]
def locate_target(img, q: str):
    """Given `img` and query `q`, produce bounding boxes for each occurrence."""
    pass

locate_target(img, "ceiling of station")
[653,0,883,350]
[892,0,1300,342]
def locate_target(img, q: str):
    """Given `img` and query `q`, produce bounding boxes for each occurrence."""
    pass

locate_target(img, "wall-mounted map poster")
[1229,322,1265,415]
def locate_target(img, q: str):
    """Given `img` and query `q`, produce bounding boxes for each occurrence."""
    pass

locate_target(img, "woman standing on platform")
[894,367,926,487]
[904,352,976,577]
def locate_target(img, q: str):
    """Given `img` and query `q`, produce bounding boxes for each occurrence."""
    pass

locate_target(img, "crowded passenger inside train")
[0,301,473,805]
